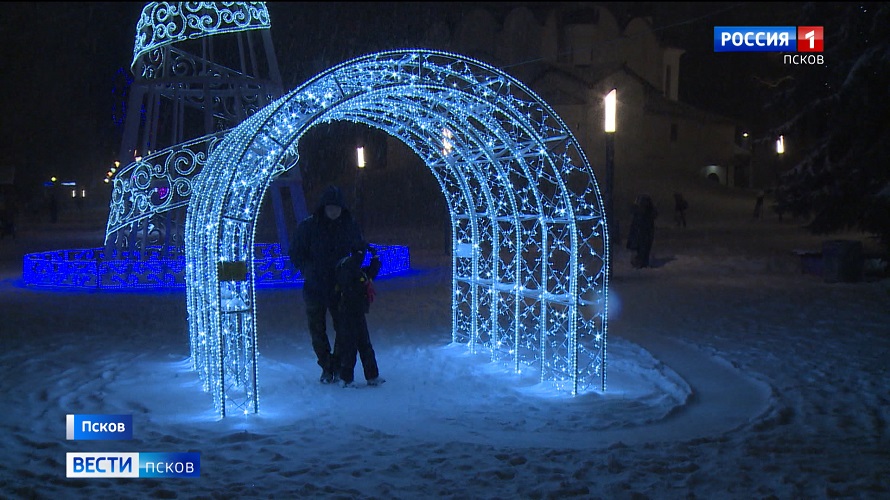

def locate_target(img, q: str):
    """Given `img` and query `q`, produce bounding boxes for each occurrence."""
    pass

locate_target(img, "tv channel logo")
[66,452,200,478]
[797,26,824,52]
[66,453,140,478]
[66,414,133,440]
[714,26,824,52]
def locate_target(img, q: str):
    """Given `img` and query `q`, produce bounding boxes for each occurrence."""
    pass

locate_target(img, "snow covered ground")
[1,179,888,499]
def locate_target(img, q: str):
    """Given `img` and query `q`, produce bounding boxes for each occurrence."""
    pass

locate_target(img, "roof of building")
[528,61,738,126]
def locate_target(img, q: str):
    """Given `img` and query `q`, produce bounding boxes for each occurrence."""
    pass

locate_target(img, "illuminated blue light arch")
[186,49,610,417]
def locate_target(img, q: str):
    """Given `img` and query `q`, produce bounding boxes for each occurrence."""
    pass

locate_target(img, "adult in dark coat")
[289,185,364,383]
[626,194,658,269]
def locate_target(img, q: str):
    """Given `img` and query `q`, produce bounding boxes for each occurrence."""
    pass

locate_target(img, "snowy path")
[620,335,772,442]
[348,335,772,449]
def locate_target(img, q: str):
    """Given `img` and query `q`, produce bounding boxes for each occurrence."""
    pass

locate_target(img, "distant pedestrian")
[752,191,765,219]
[673,192,688,228]
[626,194,658,269]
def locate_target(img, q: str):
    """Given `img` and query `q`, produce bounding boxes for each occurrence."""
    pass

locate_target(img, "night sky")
[0,2,140,190]
[0,2,832,193]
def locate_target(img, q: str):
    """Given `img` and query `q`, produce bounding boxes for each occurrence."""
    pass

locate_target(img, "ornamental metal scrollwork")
[133,2,270,71]
[106,134,222,236]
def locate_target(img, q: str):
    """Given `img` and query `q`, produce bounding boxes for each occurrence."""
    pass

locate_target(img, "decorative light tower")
[106,2,309,259]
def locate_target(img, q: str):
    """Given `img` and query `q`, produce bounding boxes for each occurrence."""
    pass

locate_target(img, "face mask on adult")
[325,205,342,220]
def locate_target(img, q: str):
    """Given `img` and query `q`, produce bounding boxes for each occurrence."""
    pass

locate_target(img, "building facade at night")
[384,4,752,208]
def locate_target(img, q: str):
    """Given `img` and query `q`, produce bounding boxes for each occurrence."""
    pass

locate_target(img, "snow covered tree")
[772,3,890,252]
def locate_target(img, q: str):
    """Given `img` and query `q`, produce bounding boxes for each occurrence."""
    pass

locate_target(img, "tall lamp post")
[774,135,785,220]
[774,134,785,185]
[604,89,617,248]
[355,146,366,226]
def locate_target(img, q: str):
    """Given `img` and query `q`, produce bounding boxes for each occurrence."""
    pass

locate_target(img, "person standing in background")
[626,194,658,269]
[673,192,688,228]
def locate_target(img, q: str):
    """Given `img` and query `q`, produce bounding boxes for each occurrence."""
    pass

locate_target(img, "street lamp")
[604,89,617,248]
[774,134,785,185]
[356,146,366,169]
[774,135,786,219]
[355,146,366,225]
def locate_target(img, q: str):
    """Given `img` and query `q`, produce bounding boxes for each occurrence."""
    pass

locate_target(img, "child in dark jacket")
[333,244,385,388]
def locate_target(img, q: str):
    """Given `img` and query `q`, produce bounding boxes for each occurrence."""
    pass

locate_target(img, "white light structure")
[356,146,366,168]
[776,135,785,154]
[178,49,610,417]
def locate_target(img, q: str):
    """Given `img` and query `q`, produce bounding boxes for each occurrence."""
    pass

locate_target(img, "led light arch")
[186,49,611,417]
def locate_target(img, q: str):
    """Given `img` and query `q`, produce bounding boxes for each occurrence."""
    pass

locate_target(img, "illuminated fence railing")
[22,243,409,290]
[105,134,224,254]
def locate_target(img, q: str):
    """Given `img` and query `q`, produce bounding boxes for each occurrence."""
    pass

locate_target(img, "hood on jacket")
[315,185,347,213]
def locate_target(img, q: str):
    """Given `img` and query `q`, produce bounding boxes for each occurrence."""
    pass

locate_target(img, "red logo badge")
[797,26,824,52]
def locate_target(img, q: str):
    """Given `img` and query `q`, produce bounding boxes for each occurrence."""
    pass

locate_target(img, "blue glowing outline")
[22,243,409,290]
